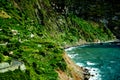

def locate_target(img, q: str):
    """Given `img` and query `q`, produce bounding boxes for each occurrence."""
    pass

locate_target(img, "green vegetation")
[0,16,66,79]
[0,0,115,80]
[0,70,29,80]
[71,15,114,41]
[0,22,66,79]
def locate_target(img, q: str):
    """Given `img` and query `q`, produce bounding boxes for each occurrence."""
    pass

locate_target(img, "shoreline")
[64,39,120,49]
[64,39,120,80]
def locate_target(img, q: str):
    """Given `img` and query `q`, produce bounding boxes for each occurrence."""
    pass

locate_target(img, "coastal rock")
[56,53,89,80]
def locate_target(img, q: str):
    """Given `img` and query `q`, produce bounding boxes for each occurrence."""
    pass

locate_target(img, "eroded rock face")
[50,0,120,39]
[56,53,90,80]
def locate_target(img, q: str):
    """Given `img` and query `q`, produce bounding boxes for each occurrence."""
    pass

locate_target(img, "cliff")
[0,0,116,80]
[56,53,85,80]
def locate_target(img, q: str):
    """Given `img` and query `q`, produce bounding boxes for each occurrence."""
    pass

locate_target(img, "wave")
[87,61,96,66]
[67,53,78,58]
[86,67,102,80]
[65,47,75,51]
[76,62,85,67]
[76,62,102,80]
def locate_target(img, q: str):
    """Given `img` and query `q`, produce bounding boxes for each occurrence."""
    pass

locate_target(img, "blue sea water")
[65,42,120,80]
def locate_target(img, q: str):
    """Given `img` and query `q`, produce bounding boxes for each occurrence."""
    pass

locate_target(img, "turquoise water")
[66,42,120,80]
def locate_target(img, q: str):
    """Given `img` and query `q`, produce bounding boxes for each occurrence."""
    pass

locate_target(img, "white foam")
[87,61,96,66]
[76,63,85,67]
[85,67,102,80]
[77,62,102,80]
[67,54,78,58]
[65,47,75,51]
[75,62,102,80]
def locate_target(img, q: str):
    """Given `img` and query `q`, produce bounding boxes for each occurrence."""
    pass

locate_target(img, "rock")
[0,62,10,69]
[0,10,11,18]
[8,65,19,71]
[11,30,18,35]
[20,64,26,71]
[11,60,22,66]
[30,33,34,38]
[9,51,13,55]
[0,29,2,31]
[0,68,9,73]
[0,62,10,73]
[0,60,26,73]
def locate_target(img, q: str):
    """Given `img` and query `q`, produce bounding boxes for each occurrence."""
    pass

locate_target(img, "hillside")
[0,0,116,80]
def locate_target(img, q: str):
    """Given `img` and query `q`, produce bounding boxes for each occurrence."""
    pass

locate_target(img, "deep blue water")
[65,42,120,80]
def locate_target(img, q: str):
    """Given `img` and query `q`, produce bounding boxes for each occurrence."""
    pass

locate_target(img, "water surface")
[66,42,120,80]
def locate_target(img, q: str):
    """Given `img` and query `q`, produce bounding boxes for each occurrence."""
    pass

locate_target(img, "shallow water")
[66,42,120,80]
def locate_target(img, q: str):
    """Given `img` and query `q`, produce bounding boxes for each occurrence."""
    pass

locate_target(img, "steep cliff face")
[54,0,120,39]
[10,0,115,41]
[0,0,116,80]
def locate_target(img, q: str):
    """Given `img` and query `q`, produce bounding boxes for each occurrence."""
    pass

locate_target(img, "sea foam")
[87,61,96,66]
[76,62,85,67]
[76,62,102,80]
[65,47,75,51]
[86,67,102,80]
[67,53,78,58]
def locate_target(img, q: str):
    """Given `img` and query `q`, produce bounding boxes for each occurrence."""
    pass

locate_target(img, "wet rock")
[83,68,90,80]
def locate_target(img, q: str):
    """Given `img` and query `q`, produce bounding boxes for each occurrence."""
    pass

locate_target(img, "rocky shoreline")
[63,39,120,80]
[64,39,120,49]
[56,53,90,80]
